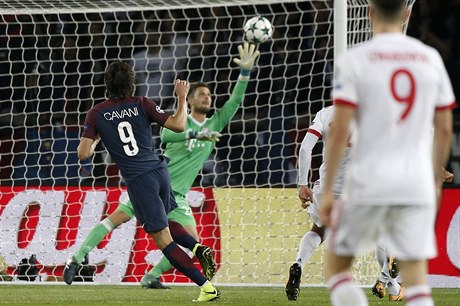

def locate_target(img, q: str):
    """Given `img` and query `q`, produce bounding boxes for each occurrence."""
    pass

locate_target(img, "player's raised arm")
[164,79,190,132]
[209,43,260,131]
[77,135,100,160]
[78,109,100,160]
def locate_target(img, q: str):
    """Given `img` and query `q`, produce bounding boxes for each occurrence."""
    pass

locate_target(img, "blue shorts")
[126,167,178,233]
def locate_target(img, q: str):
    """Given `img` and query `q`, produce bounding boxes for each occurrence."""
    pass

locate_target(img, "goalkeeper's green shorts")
[167,193,197,227]
[116,192,196,227]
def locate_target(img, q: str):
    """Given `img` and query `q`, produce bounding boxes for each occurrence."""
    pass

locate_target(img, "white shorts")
[307,183,323,228]
[328,202,437,260]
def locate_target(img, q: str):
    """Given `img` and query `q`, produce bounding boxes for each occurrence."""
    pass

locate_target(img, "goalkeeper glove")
[187,130,222,142]
[233,42,260,76]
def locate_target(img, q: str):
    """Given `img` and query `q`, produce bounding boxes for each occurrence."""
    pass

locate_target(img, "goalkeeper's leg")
[142,209,199,289]
[64,205,133,285]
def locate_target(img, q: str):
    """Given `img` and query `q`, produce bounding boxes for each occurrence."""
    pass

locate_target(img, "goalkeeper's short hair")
[187,82,210,99]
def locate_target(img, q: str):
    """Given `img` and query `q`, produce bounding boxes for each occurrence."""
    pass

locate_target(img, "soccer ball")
[244,16,273,44]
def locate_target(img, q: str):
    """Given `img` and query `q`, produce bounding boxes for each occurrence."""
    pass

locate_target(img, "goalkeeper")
[64,43,259,289]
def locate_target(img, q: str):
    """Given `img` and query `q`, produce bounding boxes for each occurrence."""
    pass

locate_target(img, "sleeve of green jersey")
[160,127,187,143]
[210,79,249,132]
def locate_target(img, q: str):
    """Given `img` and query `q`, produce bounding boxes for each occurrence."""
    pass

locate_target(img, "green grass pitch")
[0,285,459,305]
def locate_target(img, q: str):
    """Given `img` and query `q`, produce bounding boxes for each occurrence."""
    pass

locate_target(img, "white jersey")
[332,33,456,206]
[298,106,352,195]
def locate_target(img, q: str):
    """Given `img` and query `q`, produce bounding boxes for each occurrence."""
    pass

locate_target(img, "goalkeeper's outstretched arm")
[211,43,260,131]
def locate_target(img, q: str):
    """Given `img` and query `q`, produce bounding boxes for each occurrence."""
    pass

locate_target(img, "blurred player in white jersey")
[319,0,456,305]
[285,105,352,301]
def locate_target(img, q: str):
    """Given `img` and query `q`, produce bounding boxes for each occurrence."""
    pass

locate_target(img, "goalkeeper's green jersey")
[161,79,249,196]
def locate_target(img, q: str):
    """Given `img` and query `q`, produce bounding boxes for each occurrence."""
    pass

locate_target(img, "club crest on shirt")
[156,105,165,114]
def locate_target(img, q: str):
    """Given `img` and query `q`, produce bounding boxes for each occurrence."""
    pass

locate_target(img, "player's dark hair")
[187,82,209,99]
[105,61,135,99]
[371,0,406,22]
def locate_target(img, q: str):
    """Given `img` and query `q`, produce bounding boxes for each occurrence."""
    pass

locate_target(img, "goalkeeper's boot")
[193,283,220,302]
[194,245,217,280]
[285,263,301,301]
[371,280,386,299]
[63,257,80,285]
[140,274,171,289]
[388,257,399,279]
[389,283,405,301]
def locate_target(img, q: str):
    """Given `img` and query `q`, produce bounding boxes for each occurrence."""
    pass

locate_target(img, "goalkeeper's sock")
[148,257,173,279]
[74,218,114,264]
[328,271,368,306]
[168,221,199,251]
[295,231,321,270]
[162,242,207,286]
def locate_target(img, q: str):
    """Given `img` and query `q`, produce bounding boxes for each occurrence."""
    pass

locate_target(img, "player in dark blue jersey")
[72,61,219,302]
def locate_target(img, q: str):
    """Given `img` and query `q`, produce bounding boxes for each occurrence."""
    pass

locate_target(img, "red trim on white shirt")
[329,274,353,293]
[333,98,358,108]
[435,101,457,111]
[307,128,322,138]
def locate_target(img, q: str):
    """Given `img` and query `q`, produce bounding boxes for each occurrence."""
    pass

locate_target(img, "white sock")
[375,241,392,284]
[405,284,433,306]
[328,272,368,306]
[375,243,386,268]
[295,231,321,269]
[387,279,401,296]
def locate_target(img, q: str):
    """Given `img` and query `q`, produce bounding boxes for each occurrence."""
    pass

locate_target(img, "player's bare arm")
[433,109,453,207]
[164,79,190,132]
[77,135,100,160]
[319,105,355,227]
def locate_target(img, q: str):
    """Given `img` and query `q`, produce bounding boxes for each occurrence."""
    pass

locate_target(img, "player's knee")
[109,210,132,226]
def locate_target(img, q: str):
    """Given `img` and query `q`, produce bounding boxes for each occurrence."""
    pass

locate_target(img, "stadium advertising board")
[0,187,458,287]
[0,186,220,283]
